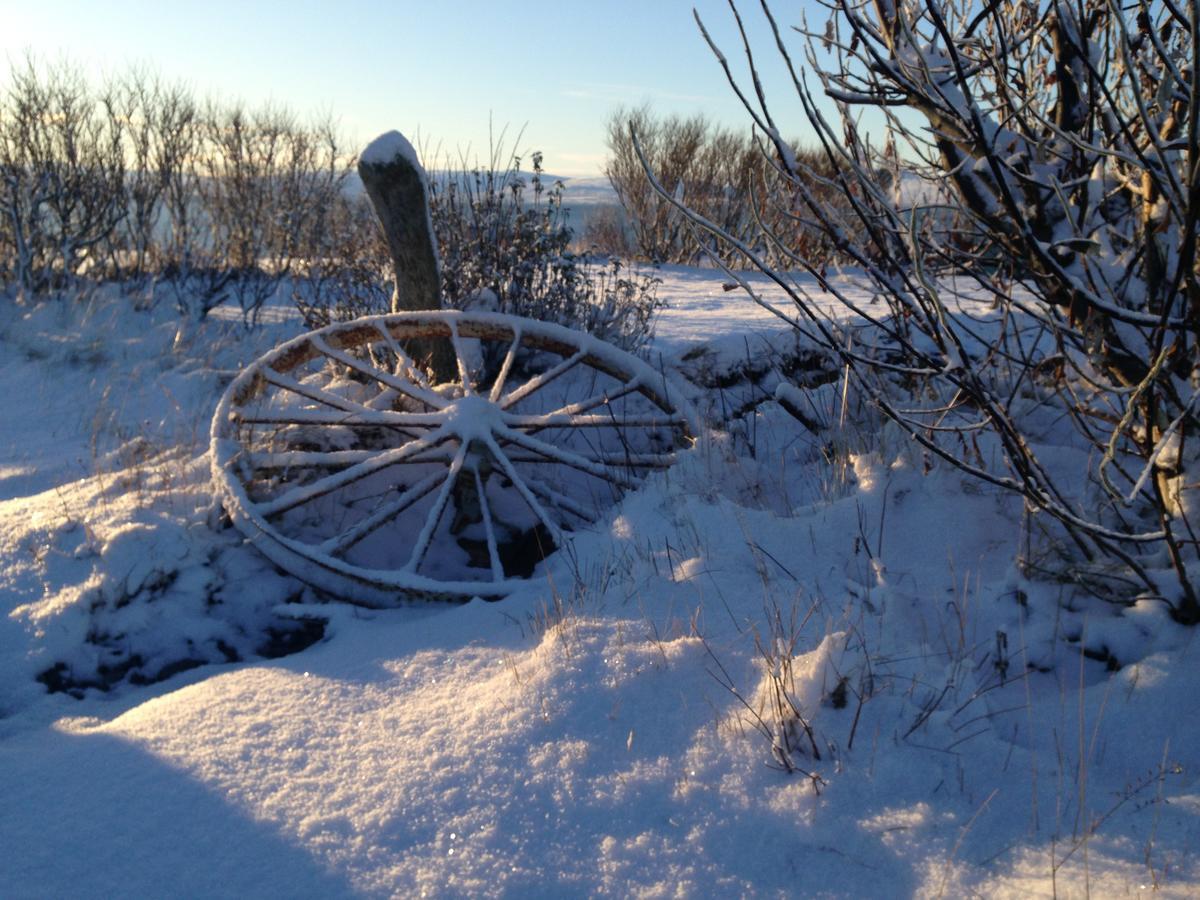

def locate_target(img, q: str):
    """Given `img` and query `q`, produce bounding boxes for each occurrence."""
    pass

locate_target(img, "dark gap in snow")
[255,617,327,659]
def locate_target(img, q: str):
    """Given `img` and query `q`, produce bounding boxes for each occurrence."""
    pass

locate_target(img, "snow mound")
[0,291,318,722]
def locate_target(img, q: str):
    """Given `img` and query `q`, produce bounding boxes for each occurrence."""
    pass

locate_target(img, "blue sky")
[0,1,831,176]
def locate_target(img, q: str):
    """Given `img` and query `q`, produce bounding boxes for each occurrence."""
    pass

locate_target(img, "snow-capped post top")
[356,131,438,310]
[357,129,454,381]
[361,130,422,170]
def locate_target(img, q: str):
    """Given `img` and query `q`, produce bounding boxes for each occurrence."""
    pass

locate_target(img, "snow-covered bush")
[643,1,1200,624]
[431,147,664,350]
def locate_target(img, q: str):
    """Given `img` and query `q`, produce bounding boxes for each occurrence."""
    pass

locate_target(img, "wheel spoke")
[483,435,564,546]
[503,412,683,429]
[250,448,455,470]
[500,349,587,410]
[320,470,446,556]
[488,329,523,401]
[234,408,444,427]
[310,333,446,410]
[535,378,642,421]
[252,449,374,469]
[261,369,425,439]
[263,369,377,416]
[257,429,449,517]
[405,441,469,572]
[495,426,638,489]
[504,451,675,469]
[373,321,434,389]
[473,467,505,582]
[447,320,475,394]
[523,474,596,522]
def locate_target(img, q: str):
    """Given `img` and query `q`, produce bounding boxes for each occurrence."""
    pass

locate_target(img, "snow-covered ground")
[2,270,1198,897]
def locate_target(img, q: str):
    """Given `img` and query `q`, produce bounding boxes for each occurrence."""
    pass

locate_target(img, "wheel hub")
[439,392,507,441]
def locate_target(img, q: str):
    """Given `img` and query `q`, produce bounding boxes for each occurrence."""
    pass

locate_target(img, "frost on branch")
[653,0,1200,624]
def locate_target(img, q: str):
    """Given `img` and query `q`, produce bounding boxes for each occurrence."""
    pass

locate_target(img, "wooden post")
[358,131,456,382]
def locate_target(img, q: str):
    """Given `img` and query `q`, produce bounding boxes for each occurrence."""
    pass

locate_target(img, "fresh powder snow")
[1,269,1197,898]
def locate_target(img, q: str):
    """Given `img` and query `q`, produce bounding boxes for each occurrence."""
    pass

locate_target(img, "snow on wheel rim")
[210,310,702,607]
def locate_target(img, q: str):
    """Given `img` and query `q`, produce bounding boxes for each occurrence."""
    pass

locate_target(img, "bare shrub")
[604,104,846,268]
[110,70,171,283]
[605,106,707,264]
[0,57,126,294]
[580,203,633,258]
[292,195,393,329]
[0,58,347,321]
[176,103,346,322]
[642,1,1200,623]
[429,141,664,350]
[152,84,203,299]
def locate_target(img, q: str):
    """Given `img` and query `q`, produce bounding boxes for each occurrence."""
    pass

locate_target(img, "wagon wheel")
[211,310,701,607]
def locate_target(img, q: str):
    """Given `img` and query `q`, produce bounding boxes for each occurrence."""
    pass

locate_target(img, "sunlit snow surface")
[1,271,1198,897]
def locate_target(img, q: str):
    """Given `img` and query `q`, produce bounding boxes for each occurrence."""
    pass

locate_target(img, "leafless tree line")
[639,0,1200,625]
[602,104,851,268]
[0,59,662,345]
[0,57,347,320]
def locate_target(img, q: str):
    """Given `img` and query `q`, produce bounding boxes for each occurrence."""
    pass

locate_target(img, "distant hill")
[343,171,615,205]
[342,170,619,242]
